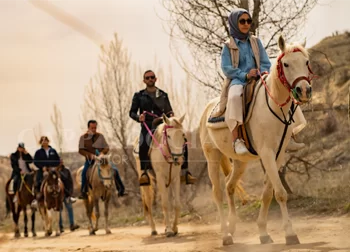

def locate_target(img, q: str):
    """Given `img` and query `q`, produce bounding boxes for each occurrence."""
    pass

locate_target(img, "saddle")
[207,76,267,155]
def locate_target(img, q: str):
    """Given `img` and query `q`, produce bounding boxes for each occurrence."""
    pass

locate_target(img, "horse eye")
[284,63,289,67]
[306,60,309,65]
[167,135,170,139]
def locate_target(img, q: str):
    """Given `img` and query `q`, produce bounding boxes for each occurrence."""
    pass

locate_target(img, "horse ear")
[278,35,286,52]
[301,37,307,48]
[178,114,186,124]
[162,113,170,125]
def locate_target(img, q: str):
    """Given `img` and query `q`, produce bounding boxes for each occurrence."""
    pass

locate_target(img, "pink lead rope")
[141,111,173,162]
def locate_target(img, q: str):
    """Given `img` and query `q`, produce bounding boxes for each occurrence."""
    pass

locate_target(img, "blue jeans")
[59,197,74,228]
[81,160,125,194]
[81,160,91,193]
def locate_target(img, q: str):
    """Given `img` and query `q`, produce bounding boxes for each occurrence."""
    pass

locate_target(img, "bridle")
[261,48,315,108]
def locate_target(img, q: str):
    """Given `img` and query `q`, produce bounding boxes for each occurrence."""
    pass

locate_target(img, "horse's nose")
[307,85,312,98]
[296,86,302,95]
[174,157,178,163]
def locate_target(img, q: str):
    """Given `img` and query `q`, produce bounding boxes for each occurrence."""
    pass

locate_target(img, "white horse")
[199,35,313,246]
[133,114,186,237]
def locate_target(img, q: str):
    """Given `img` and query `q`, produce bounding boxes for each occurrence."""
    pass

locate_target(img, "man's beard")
[146,82,155,87]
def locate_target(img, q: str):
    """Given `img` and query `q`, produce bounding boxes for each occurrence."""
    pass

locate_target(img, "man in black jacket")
[58,159,80,233]
[129,70,196,186]
[10,142,33,203]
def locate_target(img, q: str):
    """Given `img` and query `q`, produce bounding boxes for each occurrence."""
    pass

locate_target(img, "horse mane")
[153,117,184,141]
[98,157,110,167]
[270,43,309,80]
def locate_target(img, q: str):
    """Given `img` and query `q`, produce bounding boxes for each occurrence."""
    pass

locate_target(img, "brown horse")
[5,172,37,238]
[38,167,64,237]
[76,154,113,235]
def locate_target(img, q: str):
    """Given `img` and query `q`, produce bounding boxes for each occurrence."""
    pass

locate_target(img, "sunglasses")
[145,76,155,80]
[239,18,252,25]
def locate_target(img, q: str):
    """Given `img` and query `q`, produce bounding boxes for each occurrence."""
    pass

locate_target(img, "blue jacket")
[34,146,60,169]
[221,36,271,86]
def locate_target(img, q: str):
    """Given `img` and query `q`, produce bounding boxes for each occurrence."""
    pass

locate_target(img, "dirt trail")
[0,215,349,252]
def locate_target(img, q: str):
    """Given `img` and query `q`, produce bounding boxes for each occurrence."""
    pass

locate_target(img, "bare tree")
[82,33,138,180]
[50,103,64,154]
[162,0,318,93]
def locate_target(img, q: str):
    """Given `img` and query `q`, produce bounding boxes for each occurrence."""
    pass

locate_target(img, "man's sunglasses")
[239,18,252,25]
[145,76,156,80]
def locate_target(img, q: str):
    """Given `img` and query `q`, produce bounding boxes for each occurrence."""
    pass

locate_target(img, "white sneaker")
[233,139,249,155]
[70,197,77,204]
[31,200,38,209]
[286,138,305,151]
[13,195,18,203]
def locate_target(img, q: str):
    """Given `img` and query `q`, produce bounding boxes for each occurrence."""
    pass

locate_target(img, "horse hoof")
[166,231,175,237]
[286,235,300,245]
[260,235,274,244]
[32,232,37,237]
[151,231,158,236]
[106,229,112,234]
[223,236,234,246]
[24,233,28,238]
[89,230,96,236]
[14,232,20,238]
[55,232,60,237]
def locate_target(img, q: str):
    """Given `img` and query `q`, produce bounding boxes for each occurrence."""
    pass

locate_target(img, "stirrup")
[139,172,150,186]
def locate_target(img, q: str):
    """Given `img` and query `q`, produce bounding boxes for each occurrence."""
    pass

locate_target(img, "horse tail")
[5,196,11,217]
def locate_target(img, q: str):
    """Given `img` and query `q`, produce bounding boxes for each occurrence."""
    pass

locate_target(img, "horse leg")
[104,198,111,234]
[225,160,247,237]
[205,149,231,245]
[261,151,300,245]
[171,172,181,236]
[31,208,37,237]
[93,198,100,232]
[257,173,274,244]
[54,209,61,236]
[142,186,157,236]
[13,206,21,238]
[42,207,52,237]
[23,206,28,237]
[84,198,95,235]
[157,178,173,237]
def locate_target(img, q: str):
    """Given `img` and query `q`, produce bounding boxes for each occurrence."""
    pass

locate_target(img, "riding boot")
[180,141,197,185]
[78,185,88,199]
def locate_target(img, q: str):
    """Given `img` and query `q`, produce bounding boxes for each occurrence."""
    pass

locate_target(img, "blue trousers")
[81,160,125,195]
[59,197,74,228]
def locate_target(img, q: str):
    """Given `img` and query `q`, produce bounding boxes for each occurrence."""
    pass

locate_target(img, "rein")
[21,173,34,196]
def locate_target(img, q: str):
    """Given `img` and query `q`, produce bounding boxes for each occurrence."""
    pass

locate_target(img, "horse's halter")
[276,48,315,105]
[163,125,187,165]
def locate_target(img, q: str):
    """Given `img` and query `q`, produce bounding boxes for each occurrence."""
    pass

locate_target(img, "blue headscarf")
[228,8,251,40]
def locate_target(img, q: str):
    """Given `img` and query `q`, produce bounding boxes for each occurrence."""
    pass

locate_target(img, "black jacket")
[10,151,33,175]
[129,88,173,124]
[34,146,60,169]
[59,165,74,197]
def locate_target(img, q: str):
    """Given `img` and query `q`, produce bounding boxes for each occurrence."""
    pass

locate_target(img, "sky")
[0,0,349,156]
